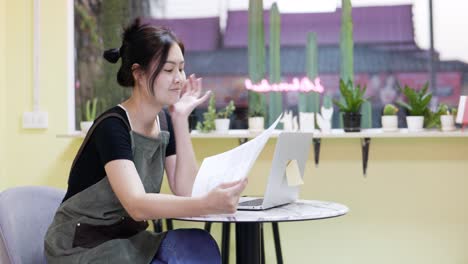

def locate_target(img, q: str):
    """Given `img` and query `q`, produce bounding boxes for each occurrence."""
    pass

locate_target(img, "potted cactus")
[333,79,369,132]
[396,83,432,132]
[381,104,399,131]
[215,100,236,132]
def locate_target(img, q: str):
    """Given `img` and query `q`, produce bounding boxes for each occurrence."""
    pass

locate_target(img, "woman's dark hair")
[103,18,184,94]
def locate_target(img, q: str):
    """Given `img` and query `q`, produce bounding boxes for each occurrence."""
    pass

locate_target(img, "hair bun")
[103,48,120,63]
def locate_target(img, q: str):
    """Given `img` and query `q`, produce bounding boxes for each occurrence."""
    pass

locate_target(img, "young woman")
[44,18,247,264]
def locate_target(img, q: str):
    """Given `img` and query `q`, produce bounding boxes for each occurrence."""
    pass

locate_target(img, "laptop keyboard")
[239,198,264,206]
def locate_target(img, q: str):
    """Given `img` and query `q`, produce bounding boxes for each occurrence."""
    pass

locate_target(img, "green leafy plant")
[438,103,450,115]
[424,106,445,128]
[196,94,217,132]
[196,95,236,132]
[333,79,369,113]
[425,103,458,128]
[383,104,398,116]
[74,2,100,47]
[83,98,98,121]
[396,83,432,116]
[249,102,266,117]
[217,100,236,119]
[438,103,458,117]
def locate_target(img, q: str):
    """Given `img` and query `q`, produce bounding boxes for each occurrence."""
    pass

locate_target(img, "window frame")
[67,0,75,133]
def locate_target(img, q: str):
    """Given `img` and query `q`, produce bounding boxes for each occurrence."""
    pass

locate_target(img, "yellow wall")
[186,138,468,264]
[1,0,6,181]
[1,0,79,189]
[2,1,468,264]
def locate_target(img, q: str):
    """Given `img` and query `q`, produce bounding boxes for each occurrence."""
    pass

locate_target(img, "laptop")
[238,132,313,211]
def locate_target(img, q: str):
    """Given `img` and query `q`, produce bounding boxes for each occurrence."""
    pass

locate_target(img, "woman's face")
[150,43,186,106]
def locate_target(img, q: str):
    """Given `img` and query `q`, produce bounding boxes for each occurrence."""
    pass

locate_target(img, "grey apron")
[45,109,170,264]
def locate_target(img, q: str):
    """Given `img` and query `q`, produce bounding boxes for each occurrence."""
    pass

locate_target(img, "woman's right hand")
[204,178,248,214]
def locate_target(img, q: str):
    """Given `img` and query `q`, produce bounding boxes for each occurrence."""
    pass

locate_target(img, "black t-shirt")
[62,106,176,202]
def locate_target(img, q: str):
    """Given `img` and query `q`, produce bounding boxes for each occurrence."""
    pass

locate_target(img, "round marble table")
[175,200,349,264]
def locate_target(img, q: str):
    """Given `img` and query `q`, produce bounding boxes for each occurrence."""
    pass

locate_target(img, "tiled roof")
[143,5,416,51]
[224,5,415,47]
[143,17,220,51]
[184,46,468,76]
[142,5,468,76]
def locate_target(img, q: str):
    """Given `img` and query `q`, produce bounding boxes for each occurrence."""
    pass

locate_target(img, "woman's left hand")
[169,74,211,119]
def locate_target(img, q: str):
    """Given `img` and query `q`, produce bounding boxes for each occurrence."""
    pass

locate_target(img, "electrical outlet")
[22,111,48,129]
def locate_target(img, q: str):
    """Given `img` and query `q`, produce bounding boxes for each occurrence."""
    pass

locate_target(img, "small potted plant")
[438,104,457,131]
[196,94,217,133]
[80,98,98,134]
[424,104,446,129]
[397,83,432,132]
[215,100,236,132]
[248,103,266,132]
[333,79,369,132]
[381,104,399,131]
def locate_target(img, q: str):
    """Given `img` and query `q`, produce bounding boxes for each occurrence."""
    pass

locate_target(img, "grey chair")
[0,186,65,264]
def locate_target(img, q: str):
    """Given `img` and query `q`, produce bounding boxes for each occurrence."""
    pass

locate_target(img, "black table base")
[235,222,263,264]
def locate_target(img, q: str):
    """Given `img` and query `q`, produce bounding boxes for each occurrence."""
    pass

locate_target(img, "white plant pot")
[299,112,315,132]
[317,107,333,133]
[80,121,93,134]
[406,116,424,132]
[381,115,398,132]
[215,118,230,132]
[440,115,456,131]
[248,117,264,131]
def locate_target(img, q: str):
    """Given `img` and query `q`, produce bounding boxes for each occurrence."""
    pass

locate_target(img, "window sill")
[57,128,468,139]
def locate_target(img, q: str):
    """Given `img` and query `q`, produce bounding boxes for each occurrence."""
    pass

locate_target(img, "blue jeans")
[151,228,221,264]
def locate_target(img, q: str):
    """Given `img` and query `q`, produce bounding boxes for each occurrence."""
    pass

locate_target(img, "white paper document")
[191,116,282,197]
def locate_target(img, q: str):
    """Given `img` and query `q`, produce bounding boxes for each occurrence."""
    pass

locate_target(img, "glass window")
[73,0,468,129]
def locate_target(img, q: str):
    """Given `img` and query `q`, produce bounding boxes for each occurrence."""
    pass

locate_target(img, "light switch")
[23,111,48,129]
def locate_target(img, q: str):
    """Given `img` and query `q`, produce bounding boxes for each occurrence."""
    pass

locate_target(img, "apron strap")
[71,113,131,171]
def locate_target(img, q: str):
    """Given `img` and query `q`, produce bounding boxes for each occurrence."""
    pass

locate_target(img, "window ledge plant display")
[80,98,98,134]
[333,79,369,132]
[381,104,399,131]
[396,83,432,132]
[196,94,236,133]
